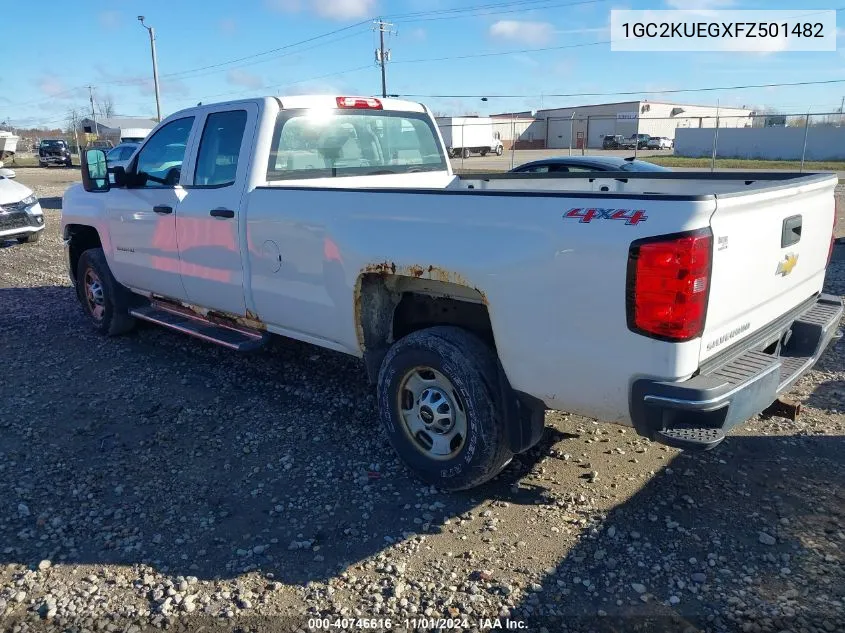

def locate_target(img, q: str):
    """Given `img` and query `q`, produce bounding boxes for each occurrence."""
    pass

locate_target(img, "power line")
[398,78,845,99]
[156,21,372,81]
[390,0,610,23]
[395,39,607,65]
[385,0,605,21]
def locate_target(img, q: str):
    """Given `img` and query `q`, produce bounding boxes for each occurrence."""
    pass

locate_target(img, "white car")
[647,136,674,150]
[0,173,44,243]
[61,95,841,490]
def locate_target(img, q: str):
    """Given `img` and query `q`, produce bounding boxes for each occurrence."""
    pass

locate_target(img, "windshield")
[618,160,670,172]
[267,109,447,180]
[40,140,64,148]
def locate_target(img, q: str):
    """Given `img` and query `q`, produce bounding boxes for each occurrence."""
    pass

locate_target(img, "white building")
[78,117,157,143]
[532,101,755,150]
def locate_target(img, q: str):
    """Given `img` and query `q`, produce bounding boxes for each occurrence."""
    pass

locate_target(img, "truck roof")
[170,95,427,119]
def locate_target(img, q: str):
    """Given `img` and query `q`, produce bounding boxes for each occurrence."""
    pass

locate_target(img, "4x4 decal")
[564,208,648,225]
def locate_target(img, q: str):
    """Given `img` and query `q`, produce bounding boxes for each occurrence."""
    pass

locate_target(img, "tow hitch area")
[762,397,802,421]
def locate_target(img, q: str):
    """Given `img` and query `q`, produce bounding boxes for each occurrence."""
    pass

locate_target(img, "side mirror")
[81,149,109,192]
[112,165,128,187]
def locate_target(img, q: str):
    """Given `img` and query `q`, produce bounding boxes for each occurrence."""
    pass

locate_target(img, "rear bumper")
[630,294,843,450]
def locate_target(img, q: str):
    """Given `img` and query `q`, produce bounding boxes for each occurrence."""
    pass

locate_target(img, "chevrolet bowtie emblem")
[776,253,799,277]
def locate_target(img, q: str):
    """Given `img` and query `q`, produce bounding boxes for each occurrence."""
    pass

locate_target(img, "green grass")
[642,156,845,171]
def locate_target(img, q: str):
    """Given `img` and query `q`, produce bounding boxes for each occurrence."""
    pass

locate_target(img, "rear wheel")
[480,149,489,157]
[462,148,471,159]
[377,326,513,491]
[75,248,136,336]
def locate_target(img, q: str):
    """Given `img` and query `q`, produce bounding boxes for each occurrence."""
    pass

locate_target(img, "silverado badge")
[776,253,798,277]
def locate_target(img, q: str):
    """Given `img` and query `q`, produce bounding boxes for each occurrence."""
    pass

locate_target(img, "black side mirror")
[112,166,128,187]
[81,149,109,192]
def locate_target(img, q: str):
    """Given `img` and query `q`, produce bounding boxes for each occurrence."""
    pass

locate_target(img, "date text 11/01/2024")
[307,617,528,630]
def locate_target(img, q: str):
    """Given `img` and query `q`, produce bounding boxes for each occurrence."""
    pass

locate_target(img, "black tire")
[480,149,489,157]
[39,162,47,168]
[461,148,471,159]
[377,326,513,491]
[75,248,136,336]
[65,159,73,168]
[17,232,40,244]
[495,145,503,156]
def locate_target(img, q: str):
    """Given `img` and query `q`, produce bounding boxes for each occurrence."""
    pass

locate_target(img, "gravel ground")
[0,168,843,633]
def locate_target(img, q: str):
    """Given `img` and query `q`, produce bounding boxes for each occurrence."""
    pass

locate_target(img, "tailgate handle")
[782,215,802,248]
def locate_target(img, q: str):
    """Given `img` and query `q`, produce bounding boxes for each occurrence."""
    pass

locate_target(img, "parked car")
[602,134,626,150]
[622,133,651,150]
[0,172,44,243]
[105,142,141,171]
[38,139,73,168]
[647,136,674,150]
[510,156,671,173]
[63,94,841,491]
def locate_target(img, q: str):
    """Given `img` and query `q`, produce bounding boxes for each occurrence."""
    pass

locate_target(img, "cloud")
[226,69,264,90]
[94,66,190,99]
[37,75,71,98]
[490,20,555,45]
[219,18,237,36]
[408,27,426,42]
[265,0,376,20]
[98,11,121,30]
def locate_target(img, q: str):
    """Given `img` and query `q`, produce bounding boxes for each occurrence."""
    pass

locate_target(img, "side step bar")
[129,303,269,352]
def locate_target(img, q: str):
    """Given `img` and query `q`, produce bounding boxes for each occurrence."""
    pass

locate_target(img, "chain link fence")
[439,111,845,171]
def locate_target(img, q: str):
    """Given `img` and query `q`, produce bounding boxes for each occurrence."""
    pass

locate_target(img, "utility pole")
[87,86,100,136]
[138,16,162,122]
[839,95,844,127]
[374,19,395,98]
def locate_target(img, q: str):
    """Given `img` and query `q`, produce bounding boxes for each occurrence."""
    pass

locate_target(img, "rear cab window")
[266,108,447,181]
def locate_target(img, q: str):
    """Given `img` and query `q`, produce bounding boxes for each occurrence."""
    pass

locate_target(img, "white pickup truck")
[62,95,842,490]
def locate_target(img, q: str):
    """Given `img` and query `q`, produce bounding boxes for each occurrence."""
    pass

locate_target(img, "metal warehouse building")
[534,101,755,150]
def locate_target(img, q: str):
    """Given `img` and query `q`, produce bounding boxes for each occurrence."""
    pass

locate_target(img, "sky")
[0,0,843,130]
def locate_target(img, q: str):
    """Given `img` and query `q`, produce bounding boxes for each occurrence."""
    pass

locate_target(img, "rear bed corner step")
[655,427,725,451]
[129,305,269,352]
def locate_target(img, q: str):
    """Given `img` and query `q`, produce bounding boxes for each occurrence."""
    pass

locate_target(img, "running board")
[129,304,269,351]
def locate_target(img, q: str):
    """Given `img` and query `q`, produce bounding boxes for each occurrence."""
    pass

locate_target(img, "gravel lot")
[0,168,843,633]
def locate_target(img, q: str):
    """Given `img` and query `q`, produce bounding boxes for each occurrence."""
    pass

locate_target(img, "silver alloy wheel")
[397,366,468,461]
[84,268,105,322]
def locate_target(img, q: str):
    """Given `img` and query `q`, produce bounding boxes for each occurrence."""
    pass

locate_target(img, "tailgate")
[700,175,837,362]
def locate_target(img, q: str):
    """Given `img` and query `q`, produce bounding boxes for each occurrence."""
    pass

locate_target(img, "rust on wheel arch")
[353,262,489,350]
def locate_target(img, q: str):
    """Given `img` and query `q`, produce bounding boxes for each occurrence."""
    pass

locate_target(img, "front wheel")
[75,248,136,336]
[377,326,513,491]
[495,145,503,156]
[461,148,471,159]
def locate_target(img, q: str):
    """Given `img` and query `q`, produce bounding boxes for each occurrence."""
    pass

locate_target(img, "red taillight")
[336,96,383,110]
[627,230,713,341]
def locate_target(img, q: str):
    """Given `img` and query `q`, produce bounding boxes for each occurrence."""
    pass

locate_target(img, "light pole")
[138,16,162,122]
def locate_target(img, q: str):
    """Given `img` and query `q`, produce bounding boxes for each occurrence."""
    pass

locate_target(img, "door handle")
[210,208,235,219]
[153,205,173,215]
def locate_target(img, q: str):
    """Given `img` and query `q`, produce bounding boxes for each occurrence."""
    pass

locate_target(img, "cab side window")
[133,117,194,188]
[194,110,247,187]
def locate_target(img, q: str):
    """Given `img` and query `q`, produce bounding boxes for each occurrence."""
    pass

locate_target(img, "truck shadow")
[2,285,842,629]
[0,285,562,587]
[507,433,845,632]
